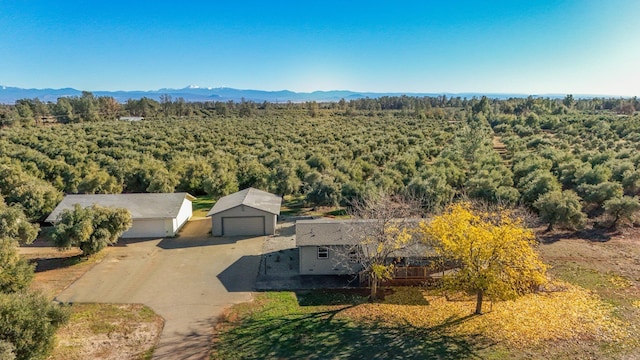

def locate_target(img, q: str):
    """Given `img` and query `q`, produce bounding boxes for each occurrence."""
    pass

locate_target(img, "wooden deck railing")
[359,266,439,285]
[392,266,431,279]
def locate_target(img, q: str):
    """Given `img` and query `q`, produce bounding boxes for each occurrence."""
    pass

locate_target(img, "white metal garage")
[207,188,282,237]
[46,193,195,238]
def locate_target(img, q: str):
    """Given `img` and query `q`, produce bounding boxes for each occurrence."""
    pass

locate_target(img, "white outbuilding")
[45,193,195,238]
[207,188,282,236]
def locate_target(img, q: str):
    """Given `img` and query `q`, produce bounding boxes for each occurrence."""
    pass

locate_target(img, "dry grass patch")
[49,303,163,360]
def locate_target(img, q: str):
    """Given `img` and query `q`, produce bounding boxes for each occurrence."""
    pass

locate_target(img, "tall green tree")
[0,239,34,294]
[0,200,39,245]
[603,196,640,229]
[0,198,37,293]
[305,176,340,207]
[534,190,586,231]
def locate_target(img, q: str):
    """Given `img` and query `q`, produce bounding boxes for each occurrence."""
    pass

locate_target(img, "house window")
[317,247,329,259]
[348,250,359,263]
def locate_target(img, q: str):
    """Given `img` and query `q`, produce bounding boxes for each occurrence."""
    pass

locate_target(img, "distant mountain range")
[0,85,602,104]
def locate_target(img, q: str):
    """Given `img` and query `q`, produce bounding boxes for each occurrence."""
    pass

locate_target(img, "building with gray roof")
[207,188,282,236]
[46,193,195,238]
[296,218,434,276]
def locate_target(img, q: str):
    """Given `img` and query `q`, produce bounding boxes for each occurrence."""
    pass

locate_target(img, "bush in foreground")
[0,291,69,360]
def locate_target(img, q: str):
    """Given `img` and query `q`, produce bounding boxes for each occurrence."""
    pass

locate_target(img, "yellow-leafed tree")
[420,203,547,314]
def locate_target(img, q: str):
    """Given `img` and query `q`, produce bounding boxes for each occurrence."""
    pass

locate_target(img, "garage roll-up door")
[222,216,265,236]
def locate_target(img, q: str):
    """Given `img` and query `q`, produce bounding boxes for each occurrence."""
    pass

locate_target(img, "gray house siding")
[299,245,363,275]
[296,218,431,276]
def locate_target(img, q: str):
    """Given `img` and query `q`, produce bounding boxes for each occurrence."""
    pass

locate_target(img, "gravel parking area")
[256,217,356,290]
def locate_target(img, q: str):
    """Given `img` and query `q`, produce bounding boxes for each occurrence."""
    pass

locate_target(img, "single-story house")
[296,219,363,275]
[46,192,195,238]
[296,219,435,277]
[207,188,282,236]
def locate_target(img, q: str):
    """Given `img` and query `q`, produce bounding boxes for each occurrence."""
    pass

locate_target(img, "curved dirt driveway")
[55,218,263,359]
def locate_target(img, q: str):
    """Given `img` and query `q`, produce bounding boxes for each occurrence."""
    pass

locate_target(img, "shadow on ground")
[538,228,613,244]
[217,255,262,292]
[113,237,162,246]
[157,236,258,250]
[152,318,214,360]
[31,255,86,272]
[213,306,485,359]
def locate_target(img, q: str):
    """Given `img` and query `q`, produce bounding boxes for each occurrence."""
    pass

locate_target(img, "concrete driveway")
[55,218,263,359]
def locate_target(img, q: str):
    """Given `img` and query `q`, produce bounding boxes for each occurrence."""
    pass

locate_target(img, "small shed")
[207,188,281,236]
[46,193,195,238]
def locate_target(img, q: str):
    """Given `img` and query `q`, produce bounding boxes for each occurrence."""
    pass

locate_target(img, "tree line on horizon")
[0,91,638,127]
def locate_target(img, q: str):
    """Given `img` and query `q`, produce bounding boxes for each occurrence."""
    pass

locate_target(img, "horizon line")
[0,84,637,99]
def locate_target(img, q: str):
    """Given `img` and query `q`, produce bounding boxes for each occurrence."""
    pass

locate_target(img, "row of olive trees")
[0,112,459,207]
[494,111,640,230]
[2,104,638,220]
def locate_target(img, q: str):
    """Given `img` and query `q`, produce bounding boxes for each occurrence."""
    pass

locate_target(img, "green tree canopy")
[51,204,132,255]
[534,190,586,231]
[603,196,640,229]
[0,291,69,360]
[0,199,39,245]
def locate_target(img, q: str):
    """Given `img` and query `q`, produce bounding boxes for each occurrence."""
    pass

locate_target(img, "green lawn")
[212,291,485,360]
[192,195,215,217]
[212,283,638,360]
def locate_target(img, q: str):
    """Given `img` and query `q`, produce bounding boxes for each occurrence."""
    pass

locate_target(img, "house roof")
[45,192,195,223]
[296,219,357,246]
[295,218,434,257]
[206,188,282,216]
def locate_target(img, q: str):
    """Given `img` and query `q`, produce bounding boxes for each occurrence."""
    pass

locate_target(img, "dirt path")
[179,217,211,238]
[492,135,508,158]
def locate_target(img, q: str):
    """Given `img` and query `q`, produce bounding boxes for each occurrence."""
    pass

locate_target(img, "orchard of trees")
[1,93,639,230]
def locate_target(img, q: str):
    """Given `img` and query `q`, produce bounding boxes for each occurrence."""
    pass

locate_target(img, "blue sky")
[1,0,639,96]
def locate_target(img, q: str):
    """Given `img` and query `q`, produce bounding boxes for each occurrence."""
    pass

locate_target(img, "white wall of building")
[122,219,173,238]
[172,197,193,234]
